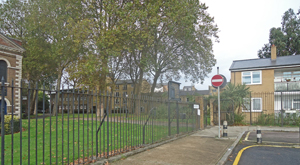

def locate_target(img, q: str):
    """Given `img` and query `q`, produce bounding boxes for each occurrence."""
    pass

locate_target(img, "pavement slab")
[112,135,235,165]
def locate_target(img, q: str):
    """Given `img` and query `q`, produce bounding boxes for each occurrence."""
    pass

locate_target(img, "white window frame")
[293,99,300,110]
[242,98,262,112]
[242,71,262,85]
[283,98,300,110]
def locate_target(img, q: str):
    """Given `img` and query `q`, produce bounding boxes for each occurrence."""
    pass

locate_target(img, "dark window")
[0,60,7,82]
[116,85,119,90]
[123,85,127,90]
[116,92,119,97]
[187,98,189,102]
[123,92,127,97]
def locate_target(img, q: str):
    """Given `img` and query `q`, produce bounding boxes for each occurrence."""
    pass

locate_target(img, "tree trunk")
[29,86,37,115]
[150,72,160,96]
[53,69,63,116]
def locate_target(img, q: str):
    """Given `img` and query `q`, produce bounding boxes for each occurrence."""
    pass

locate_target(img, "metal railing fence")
[0,78,198,165]
[246,92,300,126]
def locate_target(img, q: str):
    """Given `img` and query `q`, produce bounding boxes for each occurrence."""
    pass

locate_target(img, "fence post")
[1,77,5,165]
[176,101,179,135]
[250,93,252,125]
[106,91,110,158]
[281,92,283,127]
[168,101,171,136]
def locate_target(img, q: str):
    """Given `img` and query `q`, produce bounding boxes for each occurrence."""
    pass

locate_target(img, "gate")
[213,99,234,125]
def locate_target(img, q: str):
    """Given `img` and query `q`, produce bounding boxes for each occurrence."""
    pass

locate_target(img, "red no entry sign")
[211,75,224,87]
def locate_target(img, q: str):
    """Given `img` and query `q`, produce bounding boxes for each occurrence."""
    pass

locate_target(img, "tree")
[258,8,300,58]
[220,83,250,114]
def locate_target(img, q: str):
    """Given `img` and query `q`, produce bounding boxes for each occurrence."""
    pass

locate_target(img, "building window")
[283,98,300,110]
[188,88,191,91]
[123,92,127,97]
[186,98,189,102]
[115,92,119,97]
[242,71,261,85]
[116,85,119,90]
[243,98,262,112]
[131,84,134,88]
[115,98,119,104]
[293,99,300,109]
[123,85,127,90]
[0,60,7,82]
[184,88,187,91]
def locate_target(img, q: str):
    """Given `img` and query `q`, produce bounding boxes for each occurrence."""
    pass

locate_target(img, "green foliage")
[37,91,50,111]
[0,115,20,135]
[219,83,251,112]
[233,113,246,125]
[258,8,300,58]
[254,112,300,126]
[256,112,276,125]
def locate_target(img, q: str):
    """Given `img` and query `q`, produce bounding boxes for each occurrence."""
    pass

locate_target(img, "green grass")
[0,114,196,165]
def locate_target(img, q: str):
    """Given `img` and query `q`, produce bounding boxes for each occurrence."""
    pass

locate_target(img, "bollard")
[257,126,262,143]
[223,121,228,137]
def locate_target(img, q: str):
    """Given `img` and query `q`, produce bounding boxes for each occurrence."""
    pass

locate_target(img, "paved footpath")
[93,126,299,165]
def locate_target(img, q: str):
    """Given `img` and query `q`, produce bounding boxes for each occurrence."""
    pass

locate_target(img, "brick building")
[0,33,25,116]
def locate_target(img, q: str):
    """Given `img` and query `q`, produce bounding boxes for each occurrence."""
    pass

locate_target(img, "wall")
[231,69,275,92]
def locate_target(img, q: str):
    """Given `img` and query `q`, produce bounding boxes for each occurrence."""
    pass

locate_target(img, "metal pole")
[168,101,171,136]
[217,67,221,138]
[250,92,252,125]
[1,77,5,165]
[281,92,283,127]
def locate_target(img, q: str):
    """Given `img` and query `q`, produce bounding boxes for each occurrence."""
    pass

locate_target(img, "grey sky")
[180,0,300,90]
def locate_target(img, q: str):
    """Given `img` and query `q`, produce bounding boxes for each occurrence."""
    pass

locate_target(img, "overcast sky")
[179,0,300,90]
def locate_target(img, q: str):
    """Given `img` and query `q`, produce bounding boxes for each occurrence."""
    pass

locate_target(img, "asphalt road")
[238,146,300,165]
[225,130,300,165]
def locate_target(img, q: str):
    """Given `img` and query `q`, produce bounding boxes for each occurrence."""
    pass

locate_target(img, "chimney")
[271,44,276,60]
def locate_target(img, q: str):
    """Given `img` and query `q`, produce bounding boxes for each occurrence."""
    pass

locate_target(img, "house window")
[115,98,119,104]
[243,98,262,112]
[0,60,7,82]
[283,98,300,110]
[188,88,191,91]
[242,71,261,85]
[186,98,189,102]
[184,88,187,91]
[123,85,127,90]
[131,84,134,87]
[123,92,127,97]
[293,99,300,109]
[115,92,119,97]
[116,85,119,90]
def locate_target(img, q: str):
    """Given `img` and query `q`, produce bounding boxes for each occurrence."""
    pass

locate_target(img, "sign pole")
[217,67,221,138]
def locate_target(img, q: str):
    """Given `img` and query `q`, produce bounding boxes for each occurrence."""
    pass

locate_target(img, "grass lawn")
[0,113,196,165]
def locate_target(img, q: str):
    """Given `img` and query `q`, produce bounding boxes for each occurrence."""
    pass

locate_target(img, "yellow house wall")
[231,69,275,117]
[231,69,274,93]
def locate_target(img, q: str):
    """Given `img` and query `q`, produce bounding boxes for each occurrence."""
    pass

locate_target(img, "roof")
[0,32,25,53]
[180,90,209,96]
[115,80,134,85]
[183,86,194,88]
[229,55,300,71]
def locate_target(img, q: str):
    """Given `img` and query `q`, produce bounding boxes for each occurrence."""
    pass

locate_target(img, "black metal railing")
[0,78,198,165]
[242,92,300,126]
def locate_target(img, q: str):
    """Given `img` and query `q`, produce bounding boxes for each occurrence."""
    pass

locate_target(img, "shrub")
[0,115,20,135]
[233,113,245,125]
